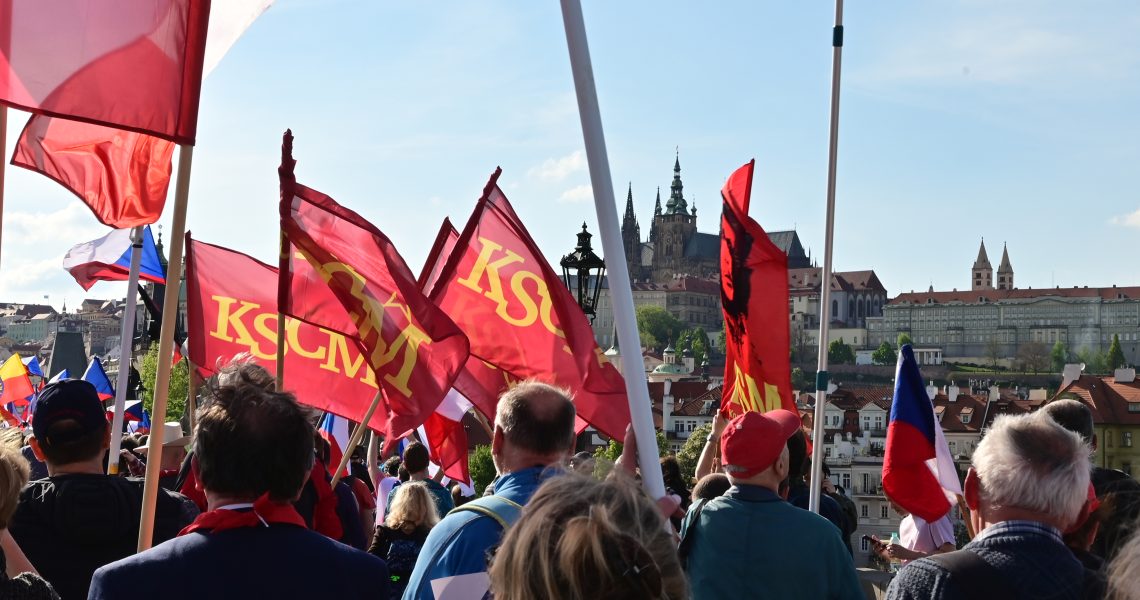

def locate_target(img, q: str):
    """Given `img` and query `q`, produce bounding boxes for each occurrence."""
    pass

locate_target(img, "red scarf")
[310,462,344,540]
[179,493,307,536]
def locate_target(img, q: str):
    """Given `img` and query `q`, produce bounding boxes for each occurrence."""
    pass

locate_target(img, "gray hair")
[1107,528,1140,600]
[972,411,1090,528]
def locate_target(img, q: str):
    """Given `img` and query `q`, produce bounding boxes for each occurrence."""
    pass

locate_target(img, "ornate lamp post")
[560,222,606,322]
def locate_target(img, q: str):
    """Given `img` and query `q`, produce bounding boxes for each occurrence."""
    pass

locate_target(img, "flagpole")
[275,131,295,392]
[186,360,199,434]
[559,0,665,500]
[107,226,145,474]
[0,106,7,270]
[137,144,194,551]
[366,430,380,488]
[330,389,383,487]
[808,0,845,514]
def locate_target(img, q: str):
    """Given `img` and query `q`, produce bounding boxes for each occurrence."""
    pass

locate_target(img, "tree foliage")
[828,338,855,365]
[791,367,809,391]
[1016,341,1050,374]
[1051,341,1068,373]
[139,344,189,423]
[1076,348,1108,375]
[677,423,712,484]
[1107,334,1126,371]
[897,333,913,349]
[592,430,669,478]
[469,444,496,496]
[636,306,684,352]
[985,338,1002,370]
[676,327,712,365]
[871,341,896,366]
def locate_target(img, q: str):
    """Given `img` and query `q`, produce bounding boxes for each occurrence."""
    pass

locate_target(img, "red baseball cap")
[721,409,801,478]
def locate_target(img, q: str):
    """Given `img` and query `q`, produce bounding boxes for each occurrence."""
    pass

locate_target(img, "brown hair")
[0,429,29,528]
[495,381,576,455]
[195,360,315,502]
[385,481,439,532]
[490,475,688,600]
[37,420,107,466]
[402,441,430,474]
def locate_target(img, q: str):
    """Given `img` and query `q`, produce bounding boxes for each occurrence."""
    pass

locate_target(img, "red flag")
[279,156,469,442]
[419,219,459,294]
[11,117,175,228]
[0,0,210,144]
[719,160,795,418]
[427,169,629,439]
[184,236,387,431]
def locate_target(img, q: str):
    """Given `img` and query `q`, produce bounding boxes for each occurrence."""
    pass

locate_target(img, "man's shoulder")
[887,554,957,600]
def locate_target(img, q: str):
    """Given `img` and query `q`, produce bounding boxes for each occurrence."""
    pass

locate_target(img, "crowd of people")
[0,360,1136,599]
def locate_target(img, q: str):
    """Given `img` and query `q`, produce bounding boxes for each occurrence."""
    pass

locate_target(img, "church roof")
[997,244,1013,274]
[45,331,88,379]
[682,232,719,260]
[973,240,992,270]
[788,268,887,294]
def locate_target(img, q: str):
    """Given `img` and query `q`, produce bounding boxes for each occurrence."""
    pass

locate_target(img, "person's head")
[1043,399,1096,448]
[0,429,30,528]
[382,456,401,478]
[1107,527,1140,600]
[385,481,439,532]
[492,380,576,474]
[966,411,1090,531]
[29,379,111,470]
[784,429,808,484]
[659,455,687,493]
[136,422,191,470]
[116,434,142,475]
[194,360,315,504]
[489,475,688,600]
[569,451,595,475]
[450,483,469,507]
[691,472,731,501]
[720,409,800,491]
[402,441,431,476]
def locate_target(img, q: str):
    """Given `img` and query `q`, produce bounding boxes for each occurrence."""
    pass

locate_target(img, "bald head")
[495,381,576,456]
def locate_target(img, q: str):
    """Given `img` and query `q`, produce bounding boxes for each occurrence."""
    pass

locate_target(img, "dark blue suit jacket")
[88,524,389,600]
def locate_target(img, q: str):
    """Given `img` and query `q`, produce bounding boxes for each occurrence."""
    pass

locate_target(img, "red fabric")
[426,169,630,440]
[0,0,209,144]
[719,161,794,418]
[309,462,343,541]
[11,116,174,227]
[0,374,36,410]
[179,493,307,536]
[280,173,469,442]
[349,477,376,511]
[882,421,949,522]
[178,464,208,511]
[418,219,459,294]
[183,236,387,432]
[0,405,21,428]
[422,409,470,483]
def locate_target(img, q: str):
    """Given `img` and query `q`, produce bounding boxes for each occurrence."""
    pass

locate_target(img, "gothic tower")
[650,152,698,280]
[620,183,641,278]
[972,239,993,291]
[649,187,662,243]
[996,243,1014,290]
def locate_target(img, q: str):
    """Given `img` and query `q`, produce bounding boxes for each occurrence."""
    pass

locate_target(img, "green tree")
[1107,334,1126,371]
[636,305,684,352]
[1076,348,1108,374]
[871,341,897,366]
[791,367,809,390]
[897,333,913,349]
[469,444,496,495]
[592,430,669,478]
[676,423,712,484]
[828,338,855,365]
[139,344,189,423]
[985,338,1002,370]
[716,330,727,355]
[676,327,712,365]
[1051,341,1068,373]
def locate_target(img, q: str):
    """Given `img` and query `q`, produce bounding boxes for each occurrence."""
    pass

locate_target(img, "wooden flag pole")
[137,144,194,552]
[275,131,295,391]
[560,0,665,500]
[807,0,846,513]
[107,226,146,474]
[187,360,199,434]
[330,390,383,487]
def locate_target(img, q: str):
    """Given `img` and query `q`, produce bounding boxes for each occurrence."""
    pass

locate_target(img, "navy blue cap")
[32,380,108,444]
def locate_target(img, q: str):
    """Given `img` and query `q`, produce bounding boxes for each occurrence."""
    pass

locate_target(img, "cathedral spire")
[649,187,662,242]
[623,183,636,221]
[620,183,641,265]
[668,151,687,214]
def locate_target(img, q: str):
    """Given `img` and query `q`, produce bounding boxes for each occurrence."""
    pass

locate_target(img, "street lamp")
[560,222,606,323]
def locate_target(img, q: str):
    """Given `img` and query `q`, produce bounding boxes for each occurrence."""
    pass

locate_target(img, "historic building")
[1052,366,1140,475]
[867,242,1140,365]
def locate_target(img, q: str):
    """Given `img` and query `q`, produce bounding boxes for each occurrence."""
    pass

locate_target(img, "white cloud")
[1109,208,1140,229]
[558,184,592,204]
[4,202,106,246]
[528,150,585,182]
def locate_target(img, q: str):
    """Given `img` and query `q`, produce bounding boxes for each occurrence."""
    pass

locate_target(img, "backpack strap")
[924,549,1017,599]
[450,495,524,529]
[677,498,712,568]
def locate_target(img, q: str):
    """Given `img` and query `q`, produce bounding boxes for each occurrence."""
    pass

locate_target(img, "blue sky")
[3,0,1139,310]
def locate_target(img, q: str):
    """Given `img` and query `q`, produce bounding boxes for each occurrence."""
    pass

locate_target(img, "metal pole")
[559,0,665,500]
[808,0,845,513]
[137,144,194,551]
[0,106,6,271]
[107,226,145,474]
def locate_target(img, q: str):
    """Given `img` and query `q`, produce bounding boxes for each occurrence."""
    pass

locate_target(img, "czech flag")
[62,225,166,291]
[48,370,70,384]
[883,345,963,522]
[82,357,115,401]
[22,356,44,378]
[0,355,36,411]
[318,412,350,477]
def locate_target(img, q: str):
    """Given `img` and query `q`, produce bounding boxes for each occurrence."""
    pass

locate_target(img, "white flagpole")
[138,144,194,551]
[808,0,845,513]
[107,226,145,474]
[559,0,665,500]
[0,106,7,271]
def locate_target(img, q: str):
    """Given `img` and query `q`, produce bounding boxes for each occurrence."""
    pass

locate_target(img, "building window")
[1125,432,1133,448]
[875,416,883,430]
[842,474,851,489]
[861,504,868,518]
[949,441,957,454]
[961,413,971,424]
[881,505,889,519]
[825,447,832,458]
[674,421,684,433]
[861,536,870,552]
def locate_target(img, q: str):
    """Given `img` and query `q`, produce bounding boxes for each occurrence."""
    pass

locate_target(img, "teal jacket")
[682,484,863,600]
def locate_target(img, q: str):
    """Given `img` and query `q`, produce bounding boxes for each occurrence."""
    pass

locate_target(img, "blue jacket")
[682,484,863,600]
[402,466,555,600]
[88,523,389,600]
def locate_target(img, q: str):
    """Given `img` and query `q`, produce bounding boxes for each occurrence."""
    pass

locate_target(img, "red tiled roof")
[1052,374,1140,426]
[889,286,1140,306]
[632,277,719,295]
[788,268,887,294]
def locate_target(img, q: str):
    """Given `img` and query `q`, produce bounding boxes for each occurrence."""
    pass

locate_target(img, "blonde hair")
[490,475,688,600]
[0,429,30,528]
[1108,527,1140,600]
[385,481,439,531]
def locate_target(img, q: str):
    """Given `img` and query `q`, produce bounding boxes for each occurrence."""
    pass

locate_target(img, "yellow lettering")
[209,297,270,358]
[286,319,326,360]
[250,313,278,360]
